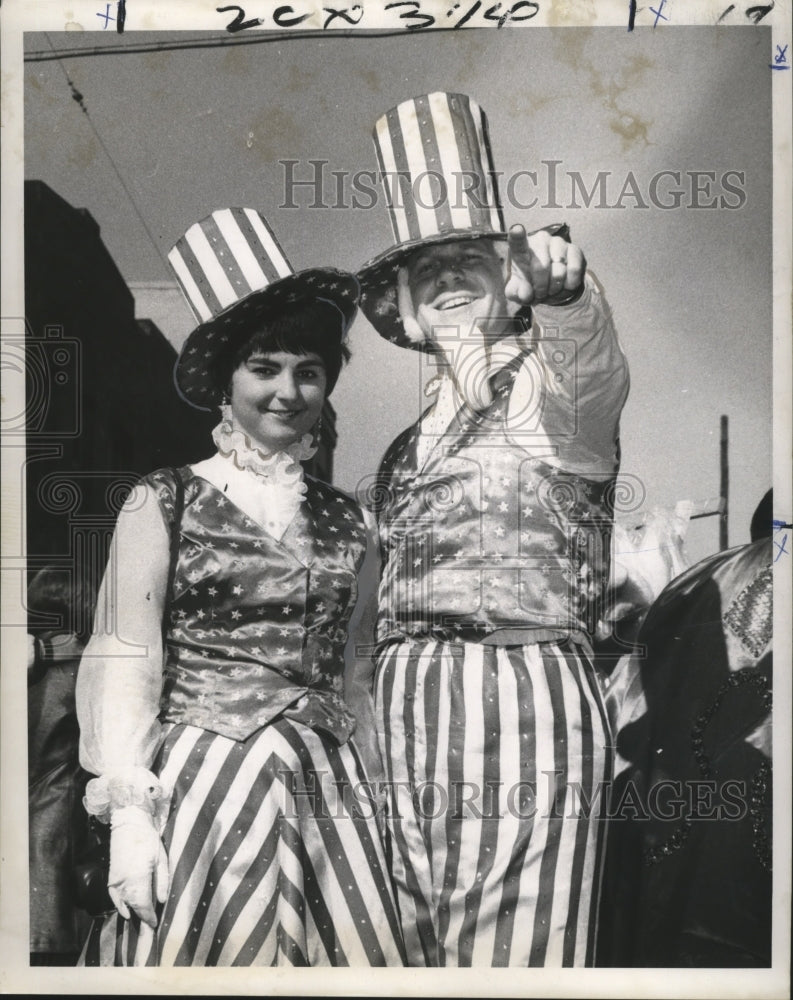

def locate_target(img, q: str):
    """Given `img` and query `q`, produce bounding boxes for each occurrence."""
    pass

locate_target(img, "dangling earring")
[220,393,233,429]
[313,413,323,443]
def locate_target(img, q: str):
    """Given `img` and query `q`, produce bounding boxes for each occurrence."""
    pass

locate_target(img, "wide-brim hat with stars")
[357,92,508,352]
[169,207,359,409]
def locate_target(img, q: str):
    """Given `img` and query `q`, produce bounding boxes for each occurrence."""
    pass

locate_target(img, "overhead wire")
[42,32,169,271]
[30,27,462,270]
[25,27,461,62]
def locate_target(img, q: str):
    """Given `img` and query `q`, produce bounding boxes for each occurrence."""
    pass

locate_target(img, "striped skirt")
[80,719,406,966]
[375,639,612,967]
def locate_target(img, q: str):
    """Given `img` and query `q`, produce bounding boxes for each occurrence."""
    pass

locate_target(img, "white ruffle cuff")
[83,766,170,830]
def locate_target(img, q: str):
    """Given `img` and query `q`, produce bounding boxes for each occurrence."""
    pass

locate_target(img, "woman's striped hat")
[169,207,359,408]
[358,92,507,351]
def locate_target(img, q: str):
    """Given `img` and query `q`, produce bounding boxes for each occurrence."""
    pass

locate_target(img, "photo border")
[2,1,790,995]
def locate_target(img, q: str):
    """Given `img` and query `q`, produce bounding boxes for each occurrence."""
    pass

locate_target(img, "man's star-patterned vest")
[372,371,616,647]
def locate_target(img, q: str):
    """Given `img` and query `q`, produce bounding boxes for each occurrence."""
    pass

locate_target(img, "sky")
[22,25,774,564]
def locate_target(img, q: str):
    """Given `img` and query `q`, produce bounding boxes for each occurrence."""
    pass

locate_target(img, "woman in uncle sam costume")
[75,208,406,966]
[357,92,630,966]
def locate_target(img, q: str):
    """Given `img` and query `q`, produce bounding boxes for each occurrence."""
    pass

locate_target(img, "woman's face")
[229,350,327,452]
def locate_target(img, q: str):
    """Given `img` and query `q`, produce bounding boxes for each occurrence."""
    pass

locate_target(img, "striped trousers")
[80,719,406,966]
[375,639,611,966]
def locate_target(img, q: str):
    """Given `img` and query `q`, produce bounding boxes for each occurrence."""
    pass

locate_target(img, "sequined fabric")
[599,538,773,967]
[723,565,773,658]
[145,467,366,742]
[372,378,615,646]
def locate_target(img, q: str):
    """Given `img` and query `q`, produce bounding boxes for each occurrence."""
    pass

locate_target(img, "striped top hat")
[169,207,359,408]
[358,92,507,351]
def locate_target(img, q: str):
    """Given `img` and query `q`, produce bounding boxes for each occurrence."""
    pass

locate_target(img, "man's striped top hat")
[169,208,359,408]
[358,92,508,350]
[374,92,504,251]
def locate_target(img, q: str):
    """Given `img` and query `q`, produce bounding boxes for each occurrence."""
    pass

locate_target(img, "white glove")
[108,804,170,928]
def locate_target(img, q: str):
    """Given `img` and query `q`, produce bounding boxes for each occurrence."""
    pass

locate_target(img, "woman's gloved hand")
[83,767,171,929]
[108,804,169,928]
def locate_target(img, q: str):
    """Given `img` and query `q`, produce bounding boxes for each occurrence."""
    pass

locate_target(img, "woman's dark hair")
[215,295,351,399]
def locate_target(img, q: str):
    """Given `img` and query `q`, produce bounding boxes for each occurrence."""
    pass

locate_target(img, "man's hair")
[750,489,773,541]
[27,566,98,641]
[407,236,503,267]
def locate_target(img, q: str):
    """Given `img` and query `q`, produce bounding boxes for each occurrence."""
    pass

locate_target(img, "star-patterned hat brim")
[174,268,359,409]
[358,222,570,353]
[358,229,507,353]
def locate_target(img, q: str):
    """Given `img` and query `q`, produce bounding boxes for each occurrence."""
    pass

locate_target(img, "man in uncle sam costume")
[357,92,630,966]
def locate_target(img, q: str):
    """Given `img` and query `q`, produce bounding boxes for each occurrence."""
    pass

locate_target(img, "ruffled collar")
[211,415,317,494]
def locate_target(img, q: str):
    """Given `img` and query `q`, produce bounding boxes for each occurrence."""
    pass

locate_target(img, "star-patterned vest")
[145,467,367,742]
[373,374,616,647]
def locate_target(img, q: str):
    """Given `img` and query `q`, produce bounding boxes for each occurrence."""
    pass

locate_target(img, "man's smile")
[432,292,480,311]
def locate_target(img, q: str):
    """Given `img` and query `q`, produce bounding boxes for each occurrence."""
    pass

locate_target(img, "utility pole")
[720,414,729,550]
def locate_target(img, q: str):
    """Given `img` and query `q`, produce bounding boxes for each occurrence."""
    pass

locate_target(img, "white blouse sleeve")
[76,481,171,776]
[343,506,385,782]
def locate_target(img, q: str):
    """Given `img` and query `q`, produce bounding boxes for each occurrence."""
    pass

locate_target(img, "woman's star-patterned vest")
[145,467,367,743]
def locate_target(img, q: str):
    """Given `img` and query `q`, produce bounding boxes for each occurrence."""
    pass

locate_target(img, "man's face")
[406,239,507,342]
